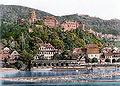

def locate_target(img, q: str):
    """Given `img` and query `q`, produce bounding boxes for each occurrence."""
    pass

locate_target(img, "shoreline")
[0,68,19,72]
[1,72,120,82]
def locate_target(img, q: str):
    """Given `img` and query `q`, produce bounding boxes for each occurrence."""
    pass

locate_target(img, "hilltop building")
[17,10,40,24]
[61,20,85,31]
[61,20,79,31]
[43,16,59,28]
[79,22,85,31]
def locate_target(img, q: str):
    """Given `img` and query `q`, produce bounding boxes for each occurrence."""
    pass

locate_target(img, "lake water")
[0,68,120,86]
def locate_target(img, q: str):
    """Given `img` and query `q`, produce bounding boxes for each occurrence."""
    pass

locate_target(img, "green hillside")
[58,14,120,35]
[1,21,103,53]
[0,5,53,23]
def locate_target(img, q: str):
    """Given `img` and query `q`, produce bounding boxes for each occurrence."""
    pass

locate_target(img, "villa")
[35,43,62,60]
[86,44,100,60]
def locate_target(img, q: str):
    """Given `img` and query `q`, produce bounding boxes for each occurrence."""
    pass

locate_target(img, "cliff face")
[0,5,120,35]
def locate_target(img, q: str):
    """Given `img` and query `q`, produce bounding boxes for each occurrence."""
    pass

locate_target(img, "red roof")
[87,44,98,48]
[87,44,99,54]
[72,48,81,52]
[39,43,55,49]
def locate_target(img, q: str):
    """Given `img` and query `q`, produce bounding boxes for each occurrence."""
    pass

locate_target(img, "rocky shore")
[1,72,120,82]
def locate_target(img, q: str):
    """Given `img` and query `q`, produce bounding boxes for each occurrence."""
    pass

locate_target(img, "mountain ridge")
[0,5,120,35]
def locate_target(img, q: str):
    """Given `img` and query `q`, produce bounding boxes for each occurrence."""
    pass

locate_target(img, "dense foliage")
[1,21,103,53]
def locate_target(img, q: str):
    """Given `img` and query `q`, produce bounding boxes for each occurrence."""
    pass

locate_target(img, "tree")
[19,50,33,70]
[3,57,9,64]
[61,51,72,60]
[85,57,92,63]
[2,39,8,47]
[92,58,98,63]
[105,58,111,62]
[117,59,120,62]
[51,39,65,51]
[51,53,62,60]
[27,60,33,71]
[15,61,24,70]
[20,33,25,50]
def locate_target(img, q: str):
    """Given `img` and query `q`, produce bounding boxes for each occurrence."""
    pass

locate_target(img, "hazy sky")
[0,0,120,20]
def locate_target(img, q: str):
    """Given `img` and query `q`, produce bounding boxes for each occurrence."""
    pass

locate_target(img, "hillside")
[0,5,53,23]
[0,5,120,35]
[58,14,120,35]
[1,21,103,53]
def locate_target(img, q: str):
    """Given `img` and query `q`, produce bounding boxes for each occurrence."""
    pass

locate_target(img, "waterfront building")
[79,56,86,64]
[43,16,59,28]
[10,50,20,60]
[3,47,10,50]
[104,52,113,63]
[0,45,19,60]
[86,44,100,60]
[35,43,62,60]
[0,50,10,60]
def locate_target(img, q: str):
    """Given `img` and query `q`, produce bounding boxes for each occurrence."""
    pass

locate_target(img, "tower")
[29,10,36,23]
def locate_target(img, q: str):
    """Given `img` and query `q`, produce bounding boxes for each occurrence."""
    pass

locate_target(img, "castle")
[61,20,85,31]
[17,10,85,31]
[17,10,40,24]
[43,16,59,28]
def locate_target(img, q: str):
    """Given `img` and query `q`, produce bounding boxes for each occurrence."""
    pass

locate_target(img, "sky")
[0,0,120,20]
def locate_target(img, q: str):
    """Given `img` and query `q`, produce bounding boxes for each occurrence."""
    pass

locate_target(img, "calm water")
[0,68,120,86]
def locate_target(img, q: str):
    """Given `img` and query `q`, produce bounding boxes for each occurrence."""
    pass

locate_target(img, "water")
[0,68,120,85]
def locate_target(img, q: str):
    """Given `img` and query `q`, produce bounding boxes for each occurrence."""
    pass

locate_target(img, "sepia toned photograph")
[0,0,120,86]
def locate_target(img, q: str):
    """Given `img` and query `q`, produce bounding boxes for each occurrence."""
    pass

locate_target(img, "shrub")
[105,58,111,62]
[112,59,116,63]
[92,58,98,63]
[117,59,120,62]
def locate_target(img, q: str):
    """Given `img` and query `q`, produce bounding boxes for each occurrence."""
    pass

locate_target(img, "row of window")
[39,52,57,54]
[113,55,120,57]
[91,55,98,57]
[39,47,53,50]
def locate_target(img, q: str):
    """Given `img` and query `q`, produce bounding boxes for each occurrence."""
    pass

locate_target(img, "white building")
[35,43,62,60]
[87,44,100,60]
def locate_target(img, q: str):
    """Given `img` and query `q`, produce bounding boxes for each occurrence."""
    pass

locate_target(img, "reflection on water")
[0,68,120,86]
[1,81,120,86]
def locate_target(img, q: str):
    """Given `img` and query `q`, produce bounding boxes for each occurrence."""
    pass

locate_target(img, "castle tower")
[79,22,85,31]
[29,10,36,23]
[82,23,85,31]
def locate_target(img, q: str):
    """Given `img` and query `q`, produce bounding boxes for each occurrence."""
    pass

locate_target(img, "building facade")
[87,44,100,60]
[35,43,61,60]
[17,10,40,24]
[43,16,59,28]
[61,20,79,31]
